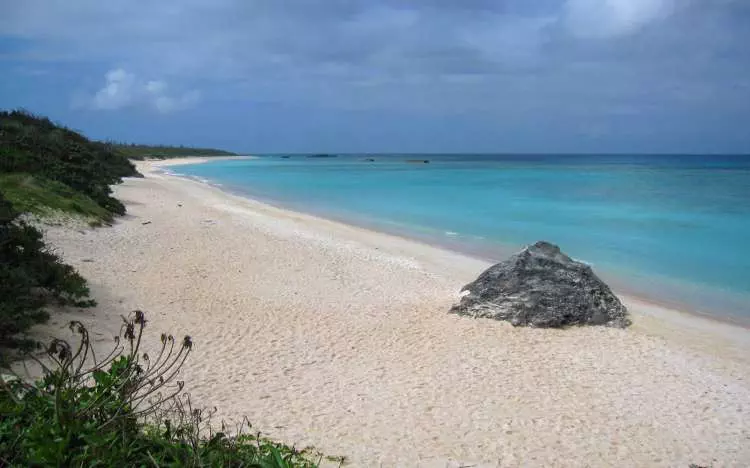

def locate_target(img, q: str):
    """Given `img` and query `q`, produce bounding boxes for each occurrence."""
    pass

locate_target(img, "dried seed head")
[68,321,84,334]
[134,310,146,326]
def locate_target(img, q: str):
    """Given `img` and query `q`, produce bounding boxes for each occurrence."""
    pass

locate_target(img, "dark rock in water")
[280,155,291,159]
[363,158,376,162]
[406,159,430,164]
[307,154,337,158]
[451,241,630,328]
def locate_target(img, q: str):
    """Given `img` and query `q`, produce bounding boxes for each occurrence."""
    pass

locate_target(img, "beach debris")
[177,203,182,207]
[451,241,630,328]
[141,221,152,225]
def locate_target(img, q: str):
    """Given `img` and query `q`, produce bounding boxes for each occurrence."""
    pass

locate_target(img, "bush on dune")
[0,109,139,217]
[0,109,141,355]
[0,312,328,467]
[0,194,93,356]
[0,173,113,224]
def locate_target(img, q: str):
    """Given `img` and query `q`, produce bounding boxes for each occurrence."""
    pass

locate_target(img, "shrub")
[0,194,93,356]
[0,109,139,217]
[0,312,331,467]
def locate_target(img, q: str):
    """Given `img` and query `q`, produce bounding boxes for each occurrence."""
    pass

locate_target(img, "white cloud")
[91,68,137,110]
[84,68,200,113]
[565,0,677,37]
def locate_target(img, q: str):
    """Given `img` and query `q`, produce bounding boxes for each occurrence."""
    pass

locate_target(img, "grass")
[0,173,113,224]
[1,110,138,216]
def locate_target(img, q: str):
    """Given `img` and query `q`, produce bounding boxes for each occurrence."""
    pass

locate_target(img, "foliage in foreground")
[0,312,329,467]
[113,143,237,160]
[0,109,139,217]
[0,194,93,355]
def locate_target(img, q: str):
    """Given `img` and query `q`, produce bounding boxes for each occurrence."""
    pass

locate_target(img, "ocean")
[172,154,750,322]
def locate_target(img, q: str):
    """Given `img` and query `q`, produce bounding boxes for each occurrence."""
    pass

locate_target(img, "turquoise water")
[174,154,750,322]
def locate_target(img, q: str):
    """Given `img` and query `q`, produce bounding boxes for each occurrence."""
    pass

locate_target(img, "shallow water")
[174,154,750,322]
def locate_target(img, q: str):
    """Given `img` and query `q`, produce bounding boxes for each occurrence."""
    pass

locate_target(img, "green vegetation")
[0,109,134,355]
[0,194,94,355]
[0,109,140,218]
[0,174,112,224]
[0,312,329,467]
[114,143,237,160]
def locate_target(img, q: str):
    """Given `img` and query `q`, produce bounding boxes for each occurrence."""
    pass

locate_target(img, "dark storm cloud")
[1,0,748,151]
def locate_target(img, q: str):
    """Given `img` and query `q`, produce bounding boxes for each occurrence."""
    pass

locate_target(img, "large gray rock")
[451,241,630,328]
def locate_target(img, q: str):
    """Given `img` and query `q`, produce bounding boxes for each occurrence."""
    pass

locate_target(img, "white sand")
[36,159,750,467]
[139,155,258,166]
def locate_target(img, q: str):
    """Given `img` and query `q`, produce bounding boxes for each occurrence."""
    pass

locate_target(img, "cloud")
[83,68,200,113]
[90,69,137,110]
[3,0,750,151]
[564,0,677,37]
[0,1,741,83]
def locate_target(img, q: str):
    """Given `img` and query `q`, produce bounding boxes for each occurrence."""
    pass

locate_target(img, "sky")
[1,0,749,153]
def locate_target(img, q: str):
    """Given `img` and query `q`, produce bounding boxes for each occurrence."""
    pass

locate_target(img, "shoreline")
[137,158,750,368]
[39,158,749,466]
[151,157,750,332]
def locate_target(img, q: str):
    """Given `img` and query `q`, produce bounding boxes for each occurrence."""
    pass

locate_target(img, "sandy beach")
[36,158,750,467]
